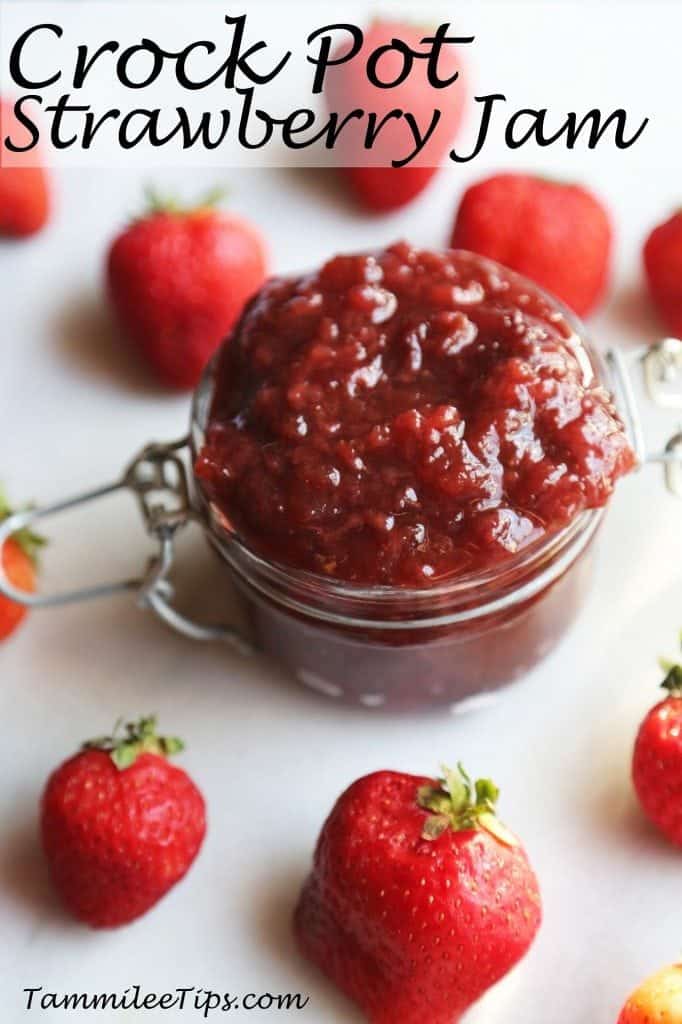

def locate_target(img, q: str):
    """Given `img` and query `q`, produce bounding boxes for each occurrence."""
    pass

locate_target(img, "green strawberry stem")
[0,485,46,566]
[662,664,682,696]
[83,715,185,771]
[143,184,229,218]
[417,763,517,847]
[658,631,682,696]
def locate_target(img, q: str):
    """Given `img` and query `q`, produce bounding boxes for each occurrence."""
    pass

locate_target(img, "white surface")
[2,3,682,1022]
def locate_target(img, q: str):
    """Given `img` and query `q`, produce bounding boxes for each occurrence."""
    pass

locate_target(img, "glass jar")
[1,313,680,712]
[189,354,603,710]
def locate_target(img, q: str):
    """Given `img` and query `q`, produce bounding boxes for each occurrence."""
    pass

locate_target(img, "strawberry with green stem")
[107,185,267,390]
[633,632,682,847]
[295,762,541,1024]
[41,715,206,928]
[0,488,45,641]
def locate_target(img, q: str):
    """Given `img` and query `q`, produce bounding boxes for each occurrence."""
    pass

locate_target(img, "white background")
[1,2,682,1022]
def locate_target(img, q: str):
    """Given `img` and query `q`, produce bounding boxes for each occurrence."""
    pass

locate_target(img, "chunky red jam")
[195,243,634,586]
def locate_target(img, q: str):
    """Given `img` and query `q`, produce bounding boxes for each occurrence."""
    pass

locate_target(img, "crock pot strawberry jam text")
[5,16,648,165]
[195,244,635,586]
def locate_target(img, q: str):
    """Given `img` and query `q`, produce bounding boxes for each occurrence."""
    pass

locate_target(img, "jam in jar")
[192,243,634,708]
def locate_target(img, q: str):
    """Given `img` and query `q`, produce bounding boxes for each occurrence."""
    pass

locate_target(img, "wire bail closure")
[0,339,680,646]
[0,437,252,654]
[606,337,682,497]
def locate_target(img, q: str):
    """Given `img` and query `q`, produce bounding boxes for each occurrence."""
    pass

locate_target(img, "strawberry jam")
[195,243,634,587]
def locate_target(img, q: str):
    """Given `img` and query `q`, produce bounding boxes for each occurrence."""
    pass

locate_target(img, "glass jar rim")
[196,502,603,630]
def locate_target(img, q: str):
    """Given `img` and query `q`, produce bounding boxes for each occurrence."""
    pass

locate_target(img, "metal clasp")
[0,437,252,654]
[606,338,682,497]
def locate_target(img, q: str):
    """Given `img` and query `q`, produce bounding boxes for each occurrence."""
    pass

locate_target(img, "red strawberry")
[41,716,206,928]
[643,211,682,336]
[325,21,467,212]
[295,764,541,1024]
[107,189,267,389]
[0,489,44,641]
[0,99,50,237]
[617,963,682,1023]
[632,644,682,847]
[450,173,612,317]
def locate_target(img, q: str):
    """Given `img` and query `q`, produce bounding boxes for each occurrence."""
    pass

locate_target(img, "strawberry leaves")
[142,184,228,219]
[0,486,46,566]
[418,763,517,847]
[662,664,682,696]
[83,715,185,771]
[658,630,682,697]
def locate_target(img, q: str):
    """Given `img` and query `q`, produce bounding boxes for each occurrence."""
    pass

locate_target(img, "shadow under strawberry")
[56,293,173,396]
[248,857,364,1021]
[0,817,75,929]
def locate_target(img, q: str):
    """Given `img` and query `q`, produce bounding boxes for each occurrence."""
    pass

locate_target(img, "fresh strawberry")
[450,173,612,317]
[107,189,267,389]
[643,211,682,337]
[0,99,50,237]
[0,488,44,641]
[41,716,206,928]
[632,640,682,847]
[325,21,467,212]
[617,963,682,1023]
[295,764,541,1024]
